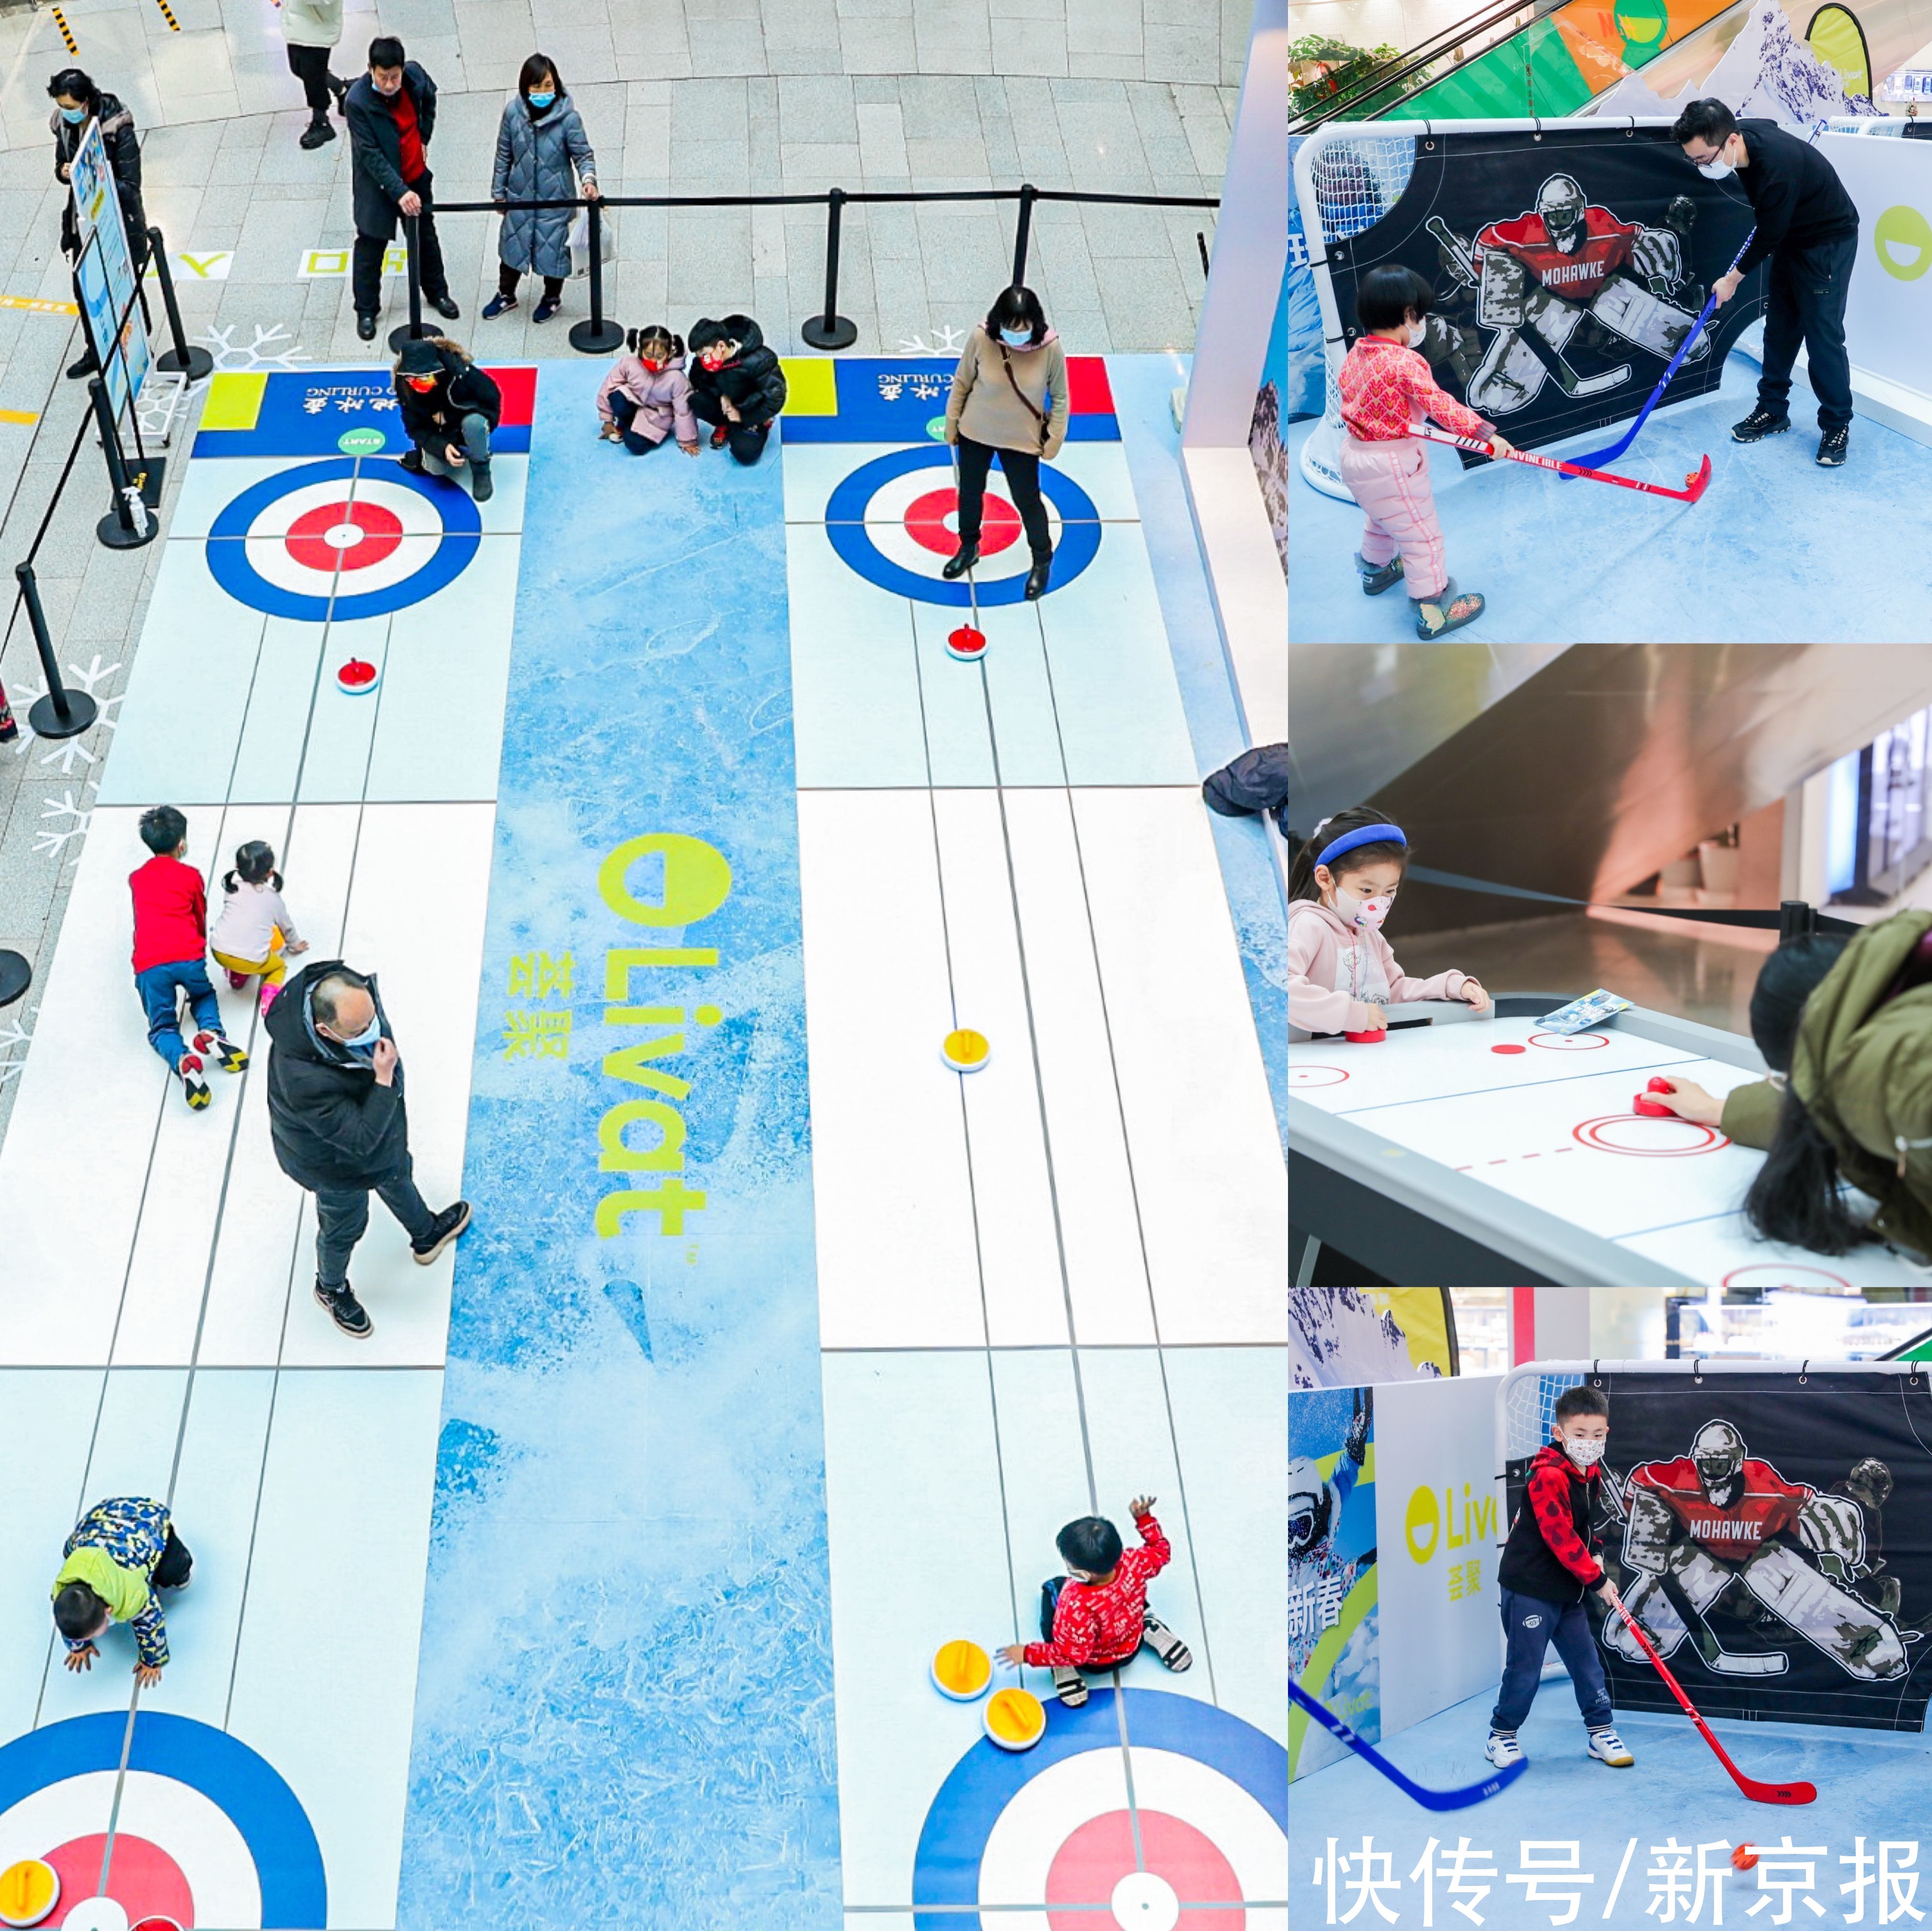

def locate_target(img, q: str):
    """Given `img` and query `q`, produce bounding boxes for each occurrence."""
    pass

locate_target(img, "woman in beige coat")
[943,286,1070,600]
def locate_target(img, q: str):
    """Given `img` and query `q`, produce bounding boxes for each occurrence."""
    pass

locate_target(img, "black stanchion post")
[0,948,27,1008]
[387,212,427,353]
[17,563,98,739]
[1778,899,1817,942]
[87,377,158,551]
[802,188,858,351]
[568,198,625,355]
[146,227,213,380]
[1012,183,1037,286]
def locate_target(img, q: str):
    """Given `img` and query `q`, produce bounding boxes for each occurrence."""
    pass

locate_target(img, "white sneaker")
[1588,1727,1634,1767]
[1486,1731,1524,1769]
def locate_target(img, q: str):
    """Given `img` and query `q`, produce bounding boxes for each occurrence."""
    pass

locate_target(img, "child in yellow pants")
[208,839,308,1018]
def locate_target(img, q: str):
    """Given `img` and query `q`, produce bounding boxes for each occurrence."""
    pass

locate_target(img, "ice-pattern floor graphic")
[0,357,1287,1929]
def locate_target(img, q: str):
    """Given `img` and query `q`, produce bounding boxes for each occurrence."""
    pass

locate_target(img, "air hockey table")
[1288,995,1932,1289]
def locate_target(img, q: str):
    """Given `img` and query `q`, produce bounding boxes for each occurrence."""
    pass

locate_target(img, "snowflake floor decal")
[197,322,310,372]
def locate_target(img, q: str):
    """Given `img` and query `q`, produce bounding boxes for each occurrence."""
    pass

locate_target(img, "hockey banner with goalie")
[1322,126,1763,466]
[1504,1370,1932,1731]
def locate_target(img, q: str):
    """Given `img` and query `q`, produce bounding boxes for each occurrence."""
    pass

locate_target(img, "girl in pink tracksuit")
[597,324,700,456]
[1288,807,1491,1034]
[1339,265,1511,640]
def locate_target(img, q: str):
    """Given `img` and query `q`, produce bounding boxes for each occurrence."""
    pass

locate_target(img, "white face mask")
[1563,1436,1607,1469]
[1334,887,1393,931]
[1695,140,1735,179]
[1407,320,1428,350]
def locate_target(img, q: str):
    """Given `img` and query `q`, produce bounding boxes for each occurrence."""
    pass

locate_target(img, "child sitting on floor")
[52,1496,194,1689]
[1339,264,1512,639]
[998,1495,1192,1707]
[596,324,700,456]
[210,838,310,1019]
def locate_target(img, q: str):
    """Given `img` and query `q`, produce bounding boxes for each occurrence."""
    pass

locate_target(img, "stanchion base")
[95,507,158,551]
[387,321,433,353]
[801,314,858,351]
[28,690,99,740]
[0,949,30,1008]
[567,318,627,356]
[155,345,214,382]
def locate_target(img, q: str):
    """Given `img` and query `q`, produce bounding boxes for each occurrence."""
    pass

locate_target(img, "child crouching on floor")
[52,1496,194,1689]
[1339,264,1512,639]
[998,1495,1192,1707]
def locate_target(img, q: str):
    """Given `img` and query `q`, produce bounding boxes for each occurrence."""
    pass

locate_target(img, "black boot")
[299,118,335,150]
[66,347,99,380]
[1024,552,1052,600]
[942,541,980,580]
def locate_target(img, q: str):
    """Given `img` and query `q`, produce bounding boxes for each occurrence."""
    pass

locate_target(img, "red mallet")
[1734,1844,1759,1871]
[1634,1075,1678,1116]
[946,625,988,662]
[336,657,380,696]
[1345,1029,1386,1044]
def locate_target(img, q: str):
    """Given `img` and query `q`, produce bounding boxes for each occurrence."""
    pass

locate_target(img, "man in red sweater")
[130,806,245,1110]
[998,1495,1194,1708]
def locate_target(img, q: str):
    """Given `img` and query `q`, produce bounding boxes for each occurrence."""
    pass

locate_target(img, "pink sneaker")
[259,981,281,1018]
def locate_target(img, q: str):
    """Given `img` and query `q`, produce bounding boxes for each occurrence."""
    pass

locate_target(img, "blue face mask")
[60,105,87,125]
[528,91,555,109]
[999,326,1033,347]
[335,1013,383,1053]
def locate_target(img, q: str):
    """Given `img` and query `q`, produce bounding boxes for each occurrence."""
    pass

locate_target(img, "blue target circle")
[207,456,481,623]
[911,1687,1286,1927]
[825,447,1102,606]
[0,1711,326,1926]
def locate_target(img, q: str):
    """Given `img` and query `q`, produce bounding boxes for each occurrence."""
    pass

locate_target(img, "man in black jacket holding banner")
[1674,98,1860,468]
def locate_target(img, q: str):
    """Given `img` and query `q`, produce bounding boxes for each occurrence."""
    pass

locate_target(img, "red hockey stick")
[1414,427,1713,505]
[1611,1598,1816,1805]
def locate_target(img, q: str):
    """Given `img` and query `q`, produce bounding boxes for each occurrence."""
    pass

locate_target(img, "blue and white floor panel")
[0,354,1288,1929]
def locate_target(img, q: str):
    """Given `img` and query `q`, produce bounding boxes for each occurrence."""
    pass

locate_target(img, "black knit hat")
[397,337,441,377]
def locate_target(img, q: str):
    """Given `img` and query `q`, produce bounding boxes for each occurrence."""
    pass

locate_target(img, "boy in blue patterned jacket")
[52,1497,194,1687]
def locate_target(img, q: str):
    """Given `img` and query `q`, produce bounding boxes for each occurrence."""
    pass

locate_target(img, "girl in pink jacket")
[597,325,699,456]
[1288,807,1491,1035]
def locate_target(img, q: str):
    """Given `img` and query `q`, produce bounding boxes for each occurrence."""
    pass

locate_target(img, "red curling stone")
[946,625,988,662]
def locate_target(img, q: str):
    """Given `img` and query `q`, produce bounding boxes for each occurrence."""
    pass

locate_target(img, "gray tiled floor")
[0,1,1240,1121]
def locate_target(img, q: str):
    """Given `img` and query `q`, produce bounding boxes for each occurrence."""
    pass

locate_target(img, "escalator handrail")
[1289,0,1556,132]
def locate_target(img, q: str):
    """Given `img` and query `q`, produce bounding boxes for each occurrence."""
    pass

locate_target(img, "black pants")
[498,261,564,303]
[955,433,1051,561]
[354,173,448,317]
[286,42,339,120]
[312,1149,436,1291]
[1758,231,1857,433]
[610,393,666,455]
[154,1527,193,1589]
[689,389,770,466]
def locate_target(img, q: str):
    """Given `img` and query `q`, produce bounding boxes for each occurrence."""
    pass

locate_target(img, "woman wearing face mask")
[392,335,502,502]
[46,68,148,380]
[596,325,700,456]
[1338,265,1512,640]
[1287,806,1490,1036]
[485,55,597,325]
[942,286,1067,602]
[685,315,787,465]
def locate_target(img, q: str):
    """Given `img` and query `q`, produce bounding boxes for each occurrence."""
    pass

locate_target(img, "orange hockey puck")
[1733,1844,1758,1871]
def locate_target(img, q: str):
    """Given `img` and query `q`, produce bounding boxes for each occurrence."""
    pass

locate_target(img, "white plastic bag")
[568,204,615,279]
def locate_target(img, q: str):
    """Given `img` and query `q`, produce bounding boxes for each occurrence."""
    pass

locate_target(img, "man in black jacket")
[1675,98,1860,467]
[47,69,148,379]
[687,315,788,465]
[345,36,459,342]
[265,960,470,1338]
[394,336,501,500]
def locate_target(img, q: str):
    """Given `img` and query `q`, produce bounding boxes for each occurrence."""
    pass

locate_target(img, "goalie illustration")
[1426,174,1708,417]
[1606,1420,1912,1683]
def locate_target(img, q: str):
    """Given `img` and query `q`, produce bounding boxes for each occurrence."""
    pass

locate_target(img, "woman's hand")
[584,180,600,201]
[1348,1001,1388,1033]
[1489,434,1514,459]
[1461,978,1491,1013]
[678,440,699,456]
[1648,1076,1725,1126]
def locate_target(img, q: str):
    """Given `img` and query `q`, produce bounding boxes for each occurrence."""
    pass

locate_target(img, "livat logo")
[1874,204,1932,281]
[1405,1482,1498,1563]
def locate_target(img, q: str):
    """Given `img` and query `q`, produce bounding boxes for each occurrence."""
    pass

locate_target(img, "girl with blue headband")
[1288,805,1490,1036]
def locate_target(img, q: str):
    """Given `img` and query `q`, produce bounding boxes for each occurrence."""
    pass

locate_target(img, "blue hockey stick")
[1563,225,1755,475]
[1290,1680,1529,1811]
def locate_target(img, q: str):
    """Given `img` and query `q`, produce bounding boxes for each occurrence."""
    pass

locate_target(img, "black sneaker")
[398,447,425,473]
[1732,406,1791,443]
[412,1200,472,1265]
[356,313,378,342]
[299,120,335,150]
[315,1280,373,1338]
[1816,427,1849,467]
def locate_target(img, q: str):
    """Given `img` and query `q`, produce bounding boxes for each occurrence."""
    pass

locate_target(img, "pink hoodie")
[597,352,698,446]
[1288,898,1469,1034]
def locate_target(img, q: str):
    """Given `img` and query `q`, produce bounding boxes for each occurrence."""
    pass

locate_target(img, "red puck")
[1344,1029,1386,1044]
[1491,1043,1527,1054]
[946,625,987,662]
[336,657,380,695]
[1733,1844,1758,1872]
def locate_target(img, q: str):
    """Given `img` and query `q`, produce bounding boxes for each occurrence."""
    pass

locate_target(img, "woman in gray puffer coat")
[485,54,597,325]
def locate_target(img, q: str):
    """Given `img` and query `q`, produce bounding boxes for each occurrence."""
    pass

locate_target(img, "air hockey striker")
[1288,996,1932,1289]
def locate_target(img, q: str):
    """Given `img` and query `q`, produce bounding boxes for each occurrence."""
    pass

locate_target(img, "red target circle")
[903,487,1023,558]
[1530,1031,1609,1051]
[1573,1114,1728,1156]
[44,1832,195,1927]
[1721,1264,1852,1288]
[283,500,405,574]
[1045,1810,1243,1926]
[1289,1066,1348,1088]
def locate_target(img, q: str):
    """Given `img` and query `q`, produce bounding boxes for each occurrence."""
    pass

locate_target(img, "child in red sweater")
[129,806,247,1111]
[998,1496,1193,1707]
[1339,264,1512,641]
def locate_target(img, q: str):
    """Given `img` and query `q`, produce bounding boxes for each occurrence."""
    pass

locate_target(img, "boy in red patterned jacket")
[998,1496,1193,1708]
[1489,1384,1636,1772]
[1339,264,1513,641]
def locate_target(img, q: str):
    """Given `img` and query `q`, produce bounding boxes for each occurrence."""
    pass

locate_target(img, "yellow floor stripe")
[0,409,38,426]
[0,295,79,317]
